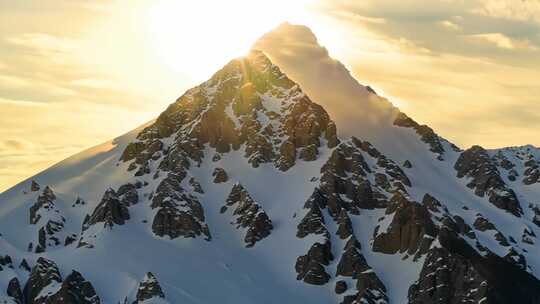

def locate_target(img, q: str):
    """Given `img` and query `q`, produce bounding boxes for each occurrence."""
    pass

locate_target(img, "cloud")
[253,23,398,139]
[7,33,79,54]
[317,0,540,67]
[0,31,153,109]
[472,0,540,23]
[475,33,516,49]
[439,20,461,31]
[307,0,540,148]
[0,139,32,151]
[0,97,47,107]
[468,32,539,49]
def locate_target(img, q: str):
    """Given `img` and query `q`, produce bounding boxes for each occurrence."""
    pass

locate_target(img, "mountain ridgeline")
[1,24,540,304]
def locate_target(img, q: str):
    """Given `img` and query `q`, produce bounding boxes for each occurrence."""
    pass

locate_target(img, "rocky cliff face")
[133,273,166,304]
[454,145,522,216]
[221,183,273,247]
[120,49,337,175]
[1,25,540,304]
[27,185,71,253]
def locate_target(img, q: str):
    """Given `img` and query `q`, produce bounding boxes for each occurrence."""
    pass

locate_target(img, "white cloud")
[439,20,461,31]
[7,33,79,54]
[472,0,540,23]
[469,32,539,50]
[0,97,47,107]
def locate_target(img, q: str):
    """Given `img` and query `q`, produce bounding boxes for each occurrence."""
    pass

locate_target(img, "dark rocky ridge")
[306,137,411,221]
[523,158,540,185]
[7,277,24,304]
[294,140,396,303]
[297,198,329,239]
[410,228,540,304]
[454,145,522,216]
[2,256,101,304]
[151,172,211,240]
[44,271,101,304]
[28,186,67,253]
[115,49,339,248]
[83,188,131,229]
[23,257,63,304]
[295,241,333,285]
[394,112,458,160]
[373,193,437,259]
[133,273,166,303]
[221,183,273,247]
[336,236,369,278]
[120,49,338,176]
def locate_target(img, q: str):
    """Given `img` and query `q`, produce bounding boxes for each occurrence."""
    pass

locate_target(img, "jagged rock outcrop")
[0,255,13,270]
[23,257,62,304]
[394,112,455,160]
[403,160,413,168]
[373,193,437,258]
[117,183,139,206]
[19,259,31,272]
[133,273,165,303]
[83,188,130,229]
[189,177,204,194]
[28,186,67,253]
[408,246,489,304]
[7,277,24,304]
[221,183,273,247]
[295,141,399,293]
[29,186,57,225]
[473,214,496,232]
[297,198,328,238]
[30,180,40,192]
[410,228,540,304]
[523,158,540,185]
[212,167,228,183]
[309,137,411,219]
[493,151,516,171]
[21,258,100,304]
[120,50,337,176]
[151,173,210,240]
[342,272,389,304]
[531,204,540,227]
[334,237,389,304]
[335,280,347,295]
[0,255,20,304]
[72,197,86,207]
[336,209,353,239]
[522,227,536,245]
[45,271,101,304]
[336,236,369,278]
[317,139,373,215]
[295,241,333,285]
[455,145,522,216]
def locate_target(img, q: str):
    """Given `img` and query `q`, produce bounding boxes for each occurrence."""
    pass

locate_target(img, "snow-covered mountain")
[1,23,540,304]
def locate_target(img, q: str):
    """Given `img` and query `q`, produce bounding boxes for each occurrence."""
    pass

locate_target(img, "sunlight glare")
[144,0,315,81]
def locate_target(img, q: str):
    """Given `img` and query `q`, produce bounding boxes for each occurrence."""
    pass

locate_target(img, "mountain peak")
[252,23,399,141]
[1,23,540,304]
[121,47,338,175]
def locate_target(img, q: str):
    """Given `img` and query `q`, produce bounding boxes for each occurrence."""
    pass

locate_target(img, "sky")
[0,0,539,192]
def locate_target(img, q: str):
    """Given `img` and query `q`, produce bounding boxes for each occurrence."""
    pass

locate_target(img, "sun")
[144,0,316,82]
